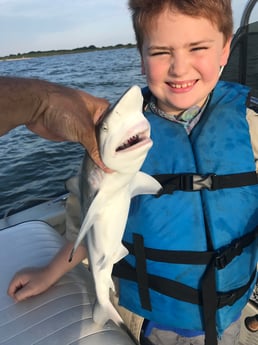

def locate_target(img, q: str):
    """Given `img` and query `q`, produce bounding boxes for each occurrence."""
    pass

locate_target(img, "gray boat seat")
[221,20,258,91]
[0,221,135,345]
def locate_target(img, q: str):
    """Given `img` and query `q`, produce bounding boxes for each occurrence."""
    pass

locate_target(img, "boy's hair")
[128,0,233,51]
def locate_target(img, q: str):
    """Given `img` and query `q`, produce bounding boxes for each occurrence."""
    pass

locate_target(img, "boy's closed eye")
[151,51,170,56]
[191,46,209,52]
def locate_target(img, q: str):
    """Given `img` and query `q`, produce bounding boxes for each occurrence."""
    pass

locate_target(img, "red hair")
[128,0,233,51]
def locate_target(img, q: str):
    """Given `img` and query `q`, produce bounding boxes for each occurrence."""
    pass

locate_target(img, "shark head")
[97,85,152,173]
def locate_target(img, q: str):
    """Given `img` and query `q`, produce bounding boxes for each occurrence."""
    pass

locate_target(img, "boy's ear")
[220,36,232,67]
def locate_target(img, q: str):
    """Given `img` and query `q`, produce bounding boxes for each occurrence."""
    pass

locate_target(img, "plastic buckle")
[180,175,194,191]
[215,253,228,269]
[192,174,216,191]
[215,241,243,269]
[217,292,237,308]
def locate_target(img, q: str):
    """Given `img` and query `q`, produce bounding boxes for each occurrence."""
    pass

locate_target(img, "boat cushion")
[0,221,135,345]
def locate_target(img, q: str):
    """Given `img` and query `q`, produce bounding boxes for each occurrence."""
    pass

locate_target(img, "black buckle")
[179,174,217,191]
[215,241,243,269]
[180,175,193,191]
[154,173,217,197]
[217,292,237,308]
[215,253,228,269]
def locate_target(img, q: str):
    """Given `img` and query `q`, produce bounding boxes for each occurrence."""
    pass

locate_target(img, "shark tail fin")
[93,300,124,327]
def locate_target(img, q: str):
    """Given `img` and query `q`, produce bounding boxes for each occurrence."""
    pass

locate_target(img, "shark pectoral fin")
[69,193,104,261]
[113,245,129,264]
[130,171,162,198]
[69,215,95,262]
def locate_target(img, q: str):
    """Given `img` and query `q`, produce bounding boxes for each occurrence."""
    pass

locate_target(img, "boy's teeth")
[171,82,194,89]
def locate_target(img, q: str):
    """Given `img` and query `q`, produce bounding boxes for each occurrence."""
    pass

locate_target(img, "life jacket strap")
[133,233,152,311]
[113,258,256,308]
[114,261,256,345]
[154,171,258,196]
[122,227,258,268]
[114,226,258,345]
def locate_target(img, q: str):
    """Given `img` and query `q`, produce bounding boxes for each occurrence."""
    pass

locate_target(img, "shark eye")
[101,122,108,131]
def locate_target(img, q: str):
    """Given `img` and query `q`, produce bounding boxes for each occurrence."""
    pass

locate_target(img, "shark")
[69,85,162,326]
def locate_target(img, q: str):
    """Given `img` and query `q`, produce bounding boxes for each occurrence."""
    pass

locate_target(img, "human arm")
[247,108,258,172]
[7,241,87,302]
[0,76,110,171]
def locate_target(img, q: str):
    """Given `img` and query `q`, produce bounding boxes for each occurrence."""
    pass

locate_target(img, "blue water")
[0,48,146,218]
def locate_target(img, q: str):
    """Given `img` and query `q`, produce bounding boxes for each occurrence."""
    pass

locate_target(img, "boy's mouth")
[167,80,197,90]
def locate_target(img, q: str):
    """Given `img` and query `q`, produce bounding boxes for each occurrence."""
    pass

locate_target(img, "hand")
[0,77,111,171]
[27,87,110,171]
[7,266,54,302]
[7,242,88,302]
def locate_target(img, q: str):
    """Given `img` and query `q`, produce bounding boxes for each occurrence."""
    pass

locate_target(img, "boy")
[8,1,258,345]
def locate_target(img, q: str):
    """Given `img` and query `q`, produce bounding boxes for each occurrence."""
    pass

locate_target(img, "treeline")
[0,43,136,60]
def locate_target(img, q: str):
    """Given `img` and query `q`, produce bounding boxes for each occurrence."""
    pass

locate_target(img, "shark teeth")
[116,135,140,152]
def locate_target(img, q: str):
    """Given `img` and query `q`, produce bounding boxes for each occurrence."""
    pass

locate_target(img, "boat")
[0,1,257,344]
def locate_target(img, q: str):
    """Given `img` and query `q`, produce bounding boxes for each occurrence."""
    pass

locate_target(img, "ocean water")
[0,48,146,218]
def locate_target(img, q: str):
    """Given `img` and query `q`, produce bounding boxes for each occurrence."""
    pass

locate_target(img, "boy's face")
[141,9,231,115]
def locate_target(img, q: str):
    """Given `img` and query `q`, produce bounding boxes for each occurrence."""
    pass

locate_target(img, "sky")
[0,0,257,57]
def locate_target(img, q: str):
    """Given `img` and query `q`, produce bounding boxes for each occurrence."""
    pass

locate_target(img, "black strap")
[114,228,257,345]
[123,241,214,265]
[216,270,257,308]
[114,259,202,305]
[114,259,256,309]
[123,227,258,268]
[215,228,258,269]
[133,234,152,311]
[202,260,218,345]
[153,171,258,195]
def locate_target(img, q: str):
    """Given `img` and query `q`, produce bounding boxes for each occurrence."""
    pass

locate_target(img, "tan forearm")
[0,76,50,135]
[46,241,87,284]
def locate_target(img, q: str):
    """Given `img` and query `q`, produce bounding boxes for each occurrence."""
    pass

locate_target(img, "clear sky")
[0,0,257,57]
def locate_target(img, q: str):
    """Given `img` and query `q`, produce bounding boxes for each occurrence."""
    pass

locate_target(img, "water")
[0,48,146,218]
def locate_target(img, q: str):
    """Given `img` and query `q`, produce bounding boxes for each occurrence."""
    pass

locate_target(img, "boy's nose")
[169,53,188,77]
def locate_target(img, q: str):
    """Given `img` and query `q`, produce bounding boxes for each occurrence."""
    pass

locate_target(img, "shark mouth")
[116,132,149,152]
[116,135,141,152]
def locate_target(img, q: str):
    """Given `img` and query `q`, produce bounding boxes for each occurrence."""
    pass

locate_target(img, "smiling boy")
[114,1,258,345]
[140,8,231,114]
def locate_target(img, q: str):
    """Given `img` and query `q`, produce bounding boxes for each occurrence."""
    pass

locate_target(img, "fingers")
[27,86,113,173]
[82,136,113,173]
[7,268,48,302]
[10,284,33,302]
[7,273,32,301]
[79,94,112,171]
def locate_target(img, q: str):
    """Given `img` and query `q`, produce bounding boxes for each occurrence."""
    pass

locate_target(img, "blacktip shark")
[69,85,162,326]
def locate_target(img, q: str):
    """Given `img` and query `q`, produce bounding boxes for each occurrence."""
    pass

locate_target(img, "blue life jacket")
[113,81,258,345]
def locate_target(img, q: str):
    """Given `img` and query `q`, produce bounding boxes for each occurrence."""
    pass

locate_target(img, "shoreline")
[0,57,32,62]
[0,44,136,61]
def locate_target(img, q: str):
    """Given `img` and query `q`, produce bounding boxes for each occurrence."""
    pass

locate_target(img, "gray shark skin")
[69,85,161,326]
